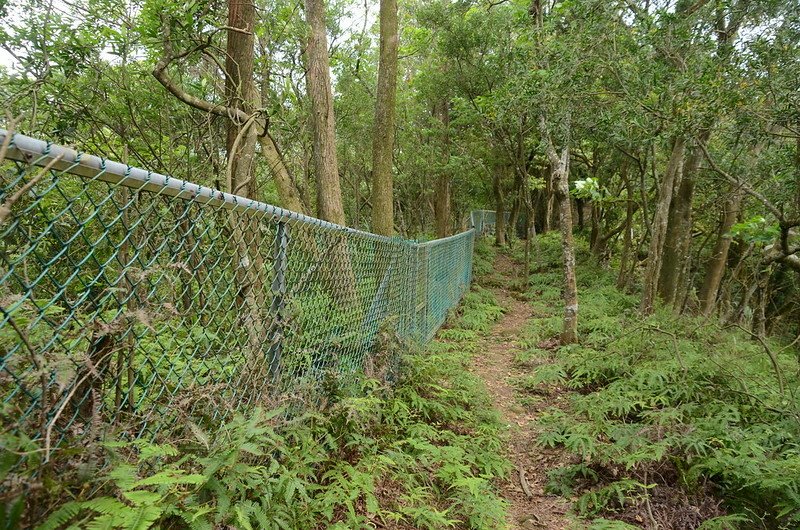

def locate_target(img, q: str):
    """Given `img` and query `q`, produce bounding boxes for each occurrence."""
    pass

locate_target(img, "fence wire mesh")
[0,130,474,482]
[470,209,508,236]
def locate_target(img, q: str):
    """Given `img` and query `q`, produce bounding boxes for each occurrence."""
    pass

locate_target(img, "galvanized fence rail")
[0,130,474,482]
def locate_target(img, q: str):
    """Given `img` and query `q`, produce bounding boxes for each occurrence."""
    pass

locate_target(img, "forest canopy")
[1,0,798,346]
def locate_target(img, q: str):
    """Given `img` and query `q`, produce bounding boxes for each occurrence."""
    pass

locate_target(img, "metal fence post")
[268,221,290,380]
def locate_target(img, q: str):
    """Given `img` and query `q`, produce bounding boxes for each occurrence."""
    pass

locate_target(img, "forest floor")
[471,251,575,530]
[463,235,800,530]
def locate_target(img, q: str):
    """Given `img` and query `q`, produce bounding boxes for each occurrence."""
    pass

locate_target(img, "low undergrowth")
[5,243,509,530]
[517,233,800,529]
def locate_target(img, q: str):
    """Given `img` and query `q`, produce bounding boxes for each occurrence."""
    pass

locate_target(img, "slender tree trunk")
[494,168,507,247]
[699,188,742,315]
[303,0,358,315]
[554,149,578,343]
[617,172,635,290]
[589,203,601,254]
[576,198,585,232]
[370,0,398,236]
[546,181,557,231]
[258,134,305,212]
[541,115,577,343]
[434,100,451,237]
[524,185,535,286]
[658,131,709,306]
[304,0,346,225]
[753,268,771,338]
[533,189,548,233]
[225,0,257,197]
[508,170,524,243]
[641,137,686,314]
[224,0,271,386]
[658,174,693,304]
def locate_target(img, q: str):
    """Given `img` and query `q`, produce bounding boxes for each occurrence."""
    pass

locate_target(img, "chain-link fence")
[470,209,509,236]
[0,129,474,481]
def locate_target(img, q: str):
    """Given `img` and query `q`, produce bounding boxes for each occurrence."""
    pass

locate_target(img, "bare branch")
[698,142,784,221]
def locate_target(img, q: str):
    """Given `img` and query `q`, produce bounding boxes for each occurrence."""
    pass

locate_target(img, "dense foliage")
[2,0,800,526]
[4,246,508,528]
[514,234,800,528]
[2,0,798,337]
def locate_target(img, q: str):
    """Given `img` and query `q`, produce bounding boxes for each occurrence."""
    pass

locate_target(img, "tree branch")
[698,142,784,221]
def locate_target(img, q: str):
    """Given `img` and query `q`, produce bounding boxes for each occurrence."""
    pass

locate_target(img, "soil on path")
[472,252,575,530]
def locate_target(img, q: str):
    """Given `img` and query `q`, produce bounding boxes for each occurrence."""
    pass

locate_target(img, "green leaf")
[122,491,163,505]
[122,505,163,530]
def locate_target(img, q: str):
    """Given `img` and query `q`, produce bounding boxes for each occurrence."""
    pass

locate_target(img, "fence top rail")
[416,230,475,247]
[0,129,406,244]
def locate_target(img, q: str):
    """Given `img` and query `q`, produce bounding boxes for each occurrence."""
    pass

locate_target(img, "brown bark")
[225,0,258,197]
[554,149,577,344]
[259,134,306,212]
[699,187,742,315]
[304,0,346,225]
[370,0,399,236]
[546,175,556,231]
[658,131,710,306]
[541,117,577,344]
[301,0,360,318]
[494,168,507,247]
[616,164,635,290]
[508,170,524,243]
[152,12,304,212]
[641,136,686,314]
[223,0,270,382]
[434,100,451,237]
[435,175,451,237]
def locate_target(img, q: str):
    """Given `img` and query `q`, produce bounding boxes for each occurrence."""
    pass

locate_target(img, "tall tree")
[370,0,399,236]
[641,136,686,314]
[304,0,346,225]
[434,98,451,237]
[224,0,258,198]
[542,117,578,343]
[150,1,305,211]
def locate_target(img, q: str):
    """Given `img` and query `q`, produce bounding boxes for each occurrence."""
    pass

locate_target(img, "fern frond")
[36,502,83,530]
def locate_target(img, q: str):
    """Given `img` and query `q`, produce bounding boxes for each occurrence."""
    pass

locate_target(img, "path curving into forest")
[471,252,575,530]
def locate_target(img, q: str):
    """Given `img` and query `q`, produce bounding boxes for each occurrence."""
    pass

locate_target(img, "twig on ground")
[519,466,533,498]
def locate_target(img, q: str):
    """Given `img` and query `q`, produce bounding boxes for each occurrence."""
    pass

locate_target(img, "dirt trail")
[471,252,574,530]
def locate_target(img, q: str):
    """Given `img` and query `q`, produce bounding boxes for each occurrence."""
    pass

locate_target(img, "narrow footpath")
[471,252,575,530]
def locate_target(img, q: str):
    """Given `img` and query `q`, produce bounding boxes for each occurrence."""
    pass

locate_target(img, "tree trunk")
[546,179,557,231]
[303,0,358,315]
[699,188,742,315]
[225,0,257,197]
[641,136,686,314]
[304,0,346,225]
[258,134,305,212]
[524,187,535,287]
[434,100,451,237]
[658,132,709,306]
[540,115,577,344]
[554,148,578,343]
[752,268,771,338]
[508,170,524,243]
[153,5,304,213]
[617,177,635,290]
[494,168,506,246]
[589,202,601,254]
[533,188,548,233]
[657,173,693,305]
[369,0,398,236]
[223,0,271,387]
